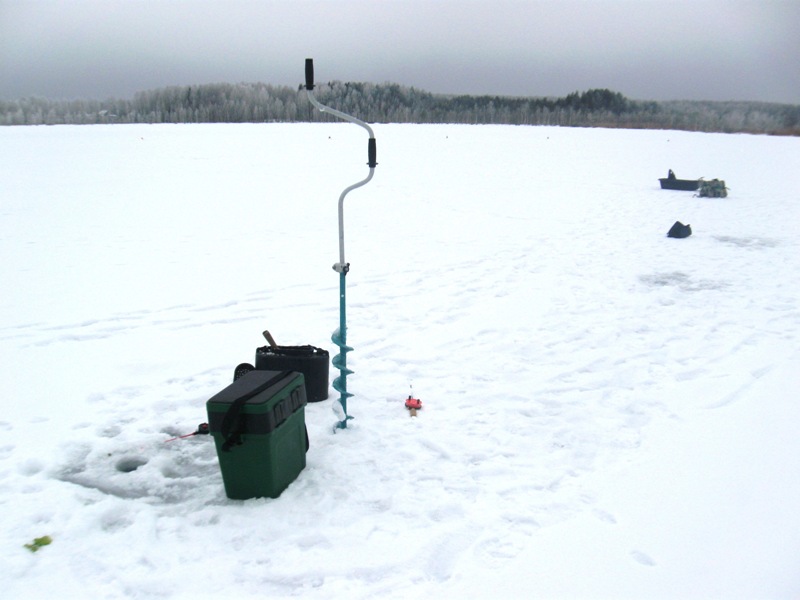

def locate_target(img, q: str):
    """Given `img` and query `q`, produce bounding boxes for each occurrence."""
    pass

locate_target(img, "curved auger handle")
[305,58,377,168]
[304,58,377,268]
[307,58,376,167]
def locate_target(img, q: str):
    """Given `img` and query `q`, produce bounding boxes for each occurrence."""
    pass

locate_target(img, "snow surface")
[1,123,799,599]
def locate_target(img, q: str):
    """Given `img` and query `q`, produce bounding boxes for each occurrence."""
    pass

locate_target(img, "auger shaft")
[304,58,377,429]
[330,272,354,428]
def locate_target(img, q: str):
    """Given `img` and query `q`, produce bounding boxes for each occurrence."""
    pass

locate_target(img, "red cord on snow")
[165,423,209,442]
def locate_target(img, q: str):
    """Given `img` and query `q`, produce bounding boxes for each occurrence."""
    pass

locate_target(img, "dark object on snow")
[233,362,255,381]
[698,179,728,198]
[659,170,700,191]
[667,221,692,238]
[255,345,329,402]
[207,370,308,499]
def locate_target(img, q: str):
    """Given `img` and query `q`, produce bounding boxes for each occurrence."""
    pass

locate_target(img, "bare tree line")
[1,81,798,135]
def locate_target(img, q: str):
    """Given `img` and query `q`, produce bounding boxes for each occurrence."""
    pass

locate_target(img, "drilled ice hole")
[116,457,148,473]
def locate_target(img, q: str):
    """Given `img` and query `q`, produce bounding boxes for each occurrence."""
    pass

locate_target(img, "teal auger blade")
[331,353,354,374]
[331,325,354,429]
[332,376,354,398]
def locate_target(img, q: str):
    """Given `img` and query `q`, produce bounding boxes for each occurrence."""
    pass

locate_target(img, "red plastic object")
[405,396,422,410]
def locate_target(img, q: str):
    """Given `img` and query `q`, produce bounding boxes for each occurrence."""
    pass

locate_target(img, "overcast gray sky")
[1,0,798,104]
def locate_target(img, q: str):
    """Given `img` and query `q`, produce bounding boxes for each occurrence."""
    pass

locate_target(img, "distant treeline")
[1,81,798,135]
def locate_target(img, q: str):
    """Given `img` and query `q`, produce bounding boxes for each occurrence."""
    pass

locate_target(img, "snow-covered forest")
[2,81,798,135]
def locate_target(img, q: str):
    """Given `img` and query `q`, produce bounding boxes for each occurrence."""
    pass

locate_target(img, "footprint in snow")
[631,550,656,566]
[593,509,617,524]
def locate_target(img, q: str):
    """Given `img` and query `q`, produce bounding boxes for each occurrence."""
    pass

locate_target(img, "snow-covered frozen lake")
[1,123,799,598]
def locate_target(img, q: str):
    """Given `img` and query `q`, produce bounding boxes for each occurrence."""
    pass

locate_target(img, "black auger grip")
[305,58,314,90]
[368,137,377,168]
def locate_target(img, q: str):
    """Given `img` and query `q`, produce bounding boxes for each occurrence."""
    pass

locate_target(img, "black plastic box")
[255,345,329,402]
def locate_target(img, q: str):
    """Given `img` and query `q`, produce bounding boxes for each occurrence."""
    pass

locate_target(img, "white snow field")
[1,123,799,599]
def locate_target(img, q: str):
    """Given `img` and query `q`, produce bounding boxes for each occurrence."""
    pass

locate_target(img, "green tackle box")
[206,370,307,500]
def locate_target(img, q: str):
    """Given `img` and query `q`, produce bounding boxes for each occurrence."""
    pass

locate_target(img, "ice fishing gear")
[262,330,278,348]
[405,395,422,417]
[233,362,255,381]
[255,343,330,403]
[405,384,422,417]
[667,221,692,238]
[206,370,308,499]
[697,179,728,198]
[304,58,378,430]
[164,423,209,442]
[233,330,329,401]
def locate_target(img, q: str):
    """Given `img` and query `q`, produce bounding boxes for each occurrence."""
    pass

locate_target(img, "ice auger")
[304,59,377,430]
